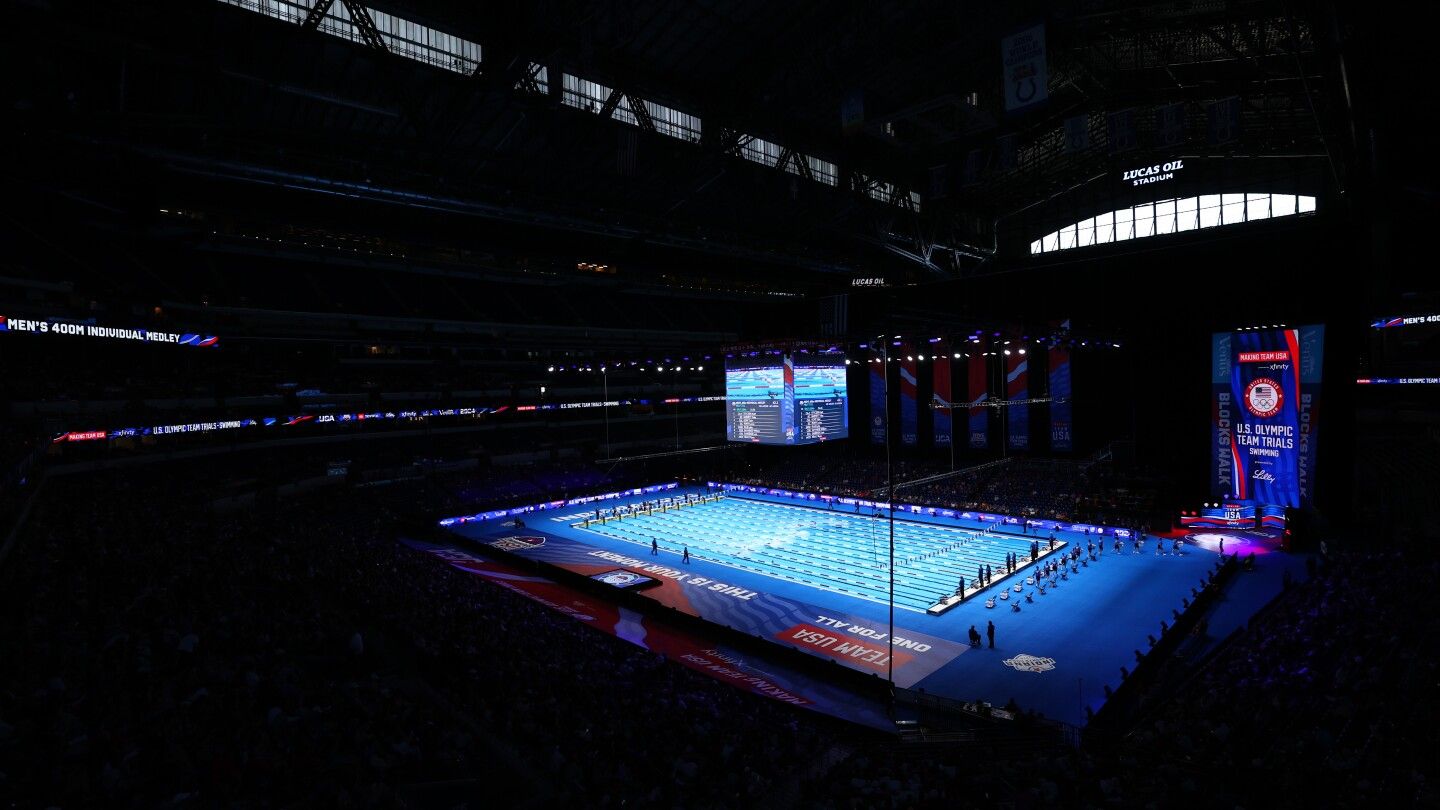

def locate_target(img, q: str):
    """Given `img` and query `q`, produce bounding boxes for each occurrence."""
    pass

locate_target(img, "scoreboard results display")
[725,358,788,443]
[726,353,848,445]
[792,357,849,443]
[1211,325,1324,508]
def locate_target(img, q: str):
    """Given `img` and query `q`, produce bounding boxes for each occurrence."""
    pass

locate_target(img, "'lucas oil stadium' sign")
[1121,159,1184,187]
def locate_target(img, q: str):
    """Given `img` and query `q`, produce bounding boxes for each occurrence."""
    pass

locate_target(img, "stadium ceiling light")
[844,359,851,365]
[906,355,914,361]
[1018,349,1026,355]
[953,353,961,359]
[1004,349,1012,356]
[547,366,554,372]
[698,365,704,371]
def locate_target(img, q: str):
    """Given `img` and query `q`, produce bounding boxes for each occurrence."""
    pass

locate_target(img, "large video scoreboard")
[726,353,848,445]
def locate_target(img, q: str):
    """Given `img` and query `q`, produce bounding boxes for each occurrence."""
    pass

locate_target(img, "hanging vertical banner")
[1064,114,1090,153]
[962,148,985,186]
[1211,331,1235,498]
[1049,346,1073,451]
[1106,108,1137,153]
[841,89,865,135]
[1006,351,1029,451]
[933,356,953,448]
[967,344,989,449]
[928,164,950,199]
[899,353,919,446]
[997,133,1018,172]
[1001,23,1048,113]
[1156,102,1187,146]
[1297,325,1325,504]
[869,363,887,446]
[1211,328,1319,507]
[1207,96,1241,145]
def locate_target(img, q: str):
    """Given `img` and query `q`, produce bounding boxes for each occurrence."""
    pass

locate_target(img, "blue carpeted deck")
[447,486,1298,726]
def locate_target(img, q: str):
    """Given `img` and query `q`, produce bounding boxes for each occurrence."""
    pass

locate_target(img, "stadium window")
[218,0,482,75]
[740,135,785,169]
[1113,207,1134,241]
[561,75,702,143]
[1133,203,1155,239]
[1221,193,1246,225]
[1176,197,1198,232]
[805,156,839,187]
[1154,199,1177,236]
[642,99,703,142]
[1198,195,1222,228]
[1059,224,1078,250]
[1246,193,1271,221]
[563,74,616,115]
[1032,192,1317,254]
[1095,211,1114,244]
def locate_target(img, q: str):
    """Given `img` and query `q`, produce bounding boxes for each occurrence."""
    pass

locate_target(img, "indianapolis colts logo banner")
[1006,351,1029,451]
[967,343,989,449]
[1048,346,1073,451]
[899,353,919,446]
[869,364,887,445]
[1228,329,1303,507]
[933,356,953,447]
[1001,23,1048,113]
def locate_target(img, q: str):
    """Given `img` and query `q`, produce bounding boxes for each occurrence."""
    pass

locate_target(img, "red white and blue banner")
[1211,327,1323,507]
[1006,351,1029,451]
[967,345,989,449]
[1048,346,1073,451]
[932,356,953,447]
[1181,501,1256,529]
[869,364,887,445]
[899,354,918,446]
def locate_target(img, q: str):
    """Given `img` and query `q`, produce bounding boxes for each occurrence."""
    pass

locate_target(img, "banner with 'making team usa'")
[967,344,989,448]
[1048,346,1073,451]
[1211,326,1324,508]
[1006,351,1029,451]
[869,365,887,445]
[899,353,918,445]
[932,356,953,447]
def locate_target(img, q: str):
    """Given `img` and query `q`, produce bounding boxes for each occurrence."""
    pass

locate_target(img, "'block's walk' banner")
[1048,346,1073,451]
[933,356,953,447]
[1297,325,1325,504]
[1006,350,1029,451]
